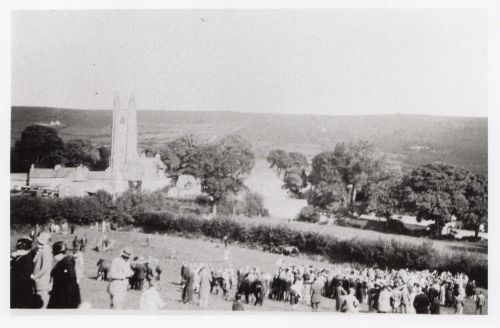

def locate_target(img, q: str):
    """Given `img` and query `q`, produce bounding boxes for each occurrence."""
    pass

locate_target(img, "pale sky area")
[11,9,487,117]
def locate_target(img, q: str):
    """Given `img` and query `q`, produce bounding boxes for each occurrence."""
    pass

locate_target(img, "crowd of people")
[11,226,487,314]
[231,260,487,314]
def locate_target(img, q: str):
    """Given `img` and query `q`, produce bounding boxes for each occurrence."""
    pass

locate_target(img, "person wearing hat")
[340,287,360,313]
[31,232,53,308]
[413,285,430,314]
[377,284,392,313]
[47,241,81,309]
[107,247,134,309]
[11,237,35,308]
[310,275,325,312]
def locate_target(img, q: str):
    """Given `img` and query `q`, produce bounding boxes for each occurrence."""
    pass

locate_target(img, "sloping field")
[229,216,487,258]
[243,160,486,258]
[10,228,486,313]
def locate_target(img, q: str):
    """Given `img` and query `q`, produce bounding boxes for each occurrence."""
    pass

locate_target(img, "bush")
[132,211,487,287]
[296,206,320,223]
[236,192,269,217]
[10,196,488,288]
[11,196,108,225]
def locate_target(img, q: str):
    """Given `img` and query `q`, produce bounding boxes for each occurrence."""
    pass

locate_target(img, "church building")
[12,95,170,197]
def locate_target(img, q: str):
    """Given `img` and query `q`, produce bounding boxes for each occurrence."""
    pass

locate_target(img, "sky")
[11,9,487,117]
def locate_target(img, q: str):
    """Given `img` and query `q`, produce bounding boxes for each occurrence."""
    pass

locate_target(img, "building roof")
[30,167,77,179]
[29,168,58,178]
[11,173,28,180]
[87,171,113,180]
[53,167,77,179]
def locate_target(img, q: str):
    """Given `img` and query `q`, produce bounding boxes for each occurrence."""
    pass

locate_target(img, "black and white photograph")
[4,1,498,324]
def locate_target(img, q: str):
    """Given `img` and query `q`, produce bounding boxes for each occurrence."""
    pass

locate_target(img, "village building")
[11,95,171,197]
[166,174,202,200]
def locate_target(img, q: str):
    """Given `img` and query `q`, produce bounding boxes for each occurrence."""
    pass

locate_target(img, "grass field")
[229,216,488,259]
[10,228,487,314]
[244,160,487,259]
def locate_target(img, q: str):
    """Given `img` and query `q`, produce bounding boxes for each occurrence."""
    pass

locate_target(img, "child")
[139,279,164,311]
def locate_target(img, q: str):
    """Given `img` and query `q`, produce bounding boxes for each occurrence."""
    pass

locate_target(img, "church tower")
[109,93,139,174]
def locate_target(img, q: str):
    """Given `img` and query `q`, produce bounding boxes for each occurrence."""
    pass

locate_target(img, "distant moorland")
[11,106,487,174]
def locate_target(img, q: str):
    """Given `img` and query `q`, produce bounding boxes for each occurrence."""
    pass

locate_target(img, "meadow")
[10,227,487,314]
[243,160,487,259]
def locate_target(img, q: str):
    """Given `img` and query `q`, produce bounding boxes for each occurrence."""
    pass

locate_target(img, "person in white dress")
[140,279,164,311]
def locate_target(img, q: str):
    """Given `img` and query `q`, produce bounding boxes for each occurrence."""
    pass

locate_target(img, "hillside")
[11,106,488,174]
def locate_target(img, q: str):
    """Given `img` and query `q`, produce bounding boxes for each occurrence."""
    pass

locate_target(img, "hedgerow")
[10,196,487,287]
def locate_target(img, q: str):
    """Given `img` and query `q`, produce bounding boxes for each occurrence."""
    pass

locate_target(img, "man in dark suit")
[413,286,430,314]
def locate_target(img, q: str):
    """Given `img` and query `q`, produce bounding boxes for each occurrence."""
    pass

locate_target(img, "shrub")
[236,192,269,217]
[10,196,488,288]
[296,206,320,223]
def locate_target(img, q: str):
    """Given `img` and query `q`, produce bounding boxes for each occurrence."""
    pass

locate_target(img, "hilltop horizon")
[11,105,488,119]
[11,106,488,175]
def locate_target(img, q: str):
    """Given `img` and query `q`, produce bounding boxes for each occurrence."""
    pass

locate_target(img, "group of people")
[180,262,222,308]
[12,226,487,314]
[105,246,164,310]
[233,260,487,314]
[10,231,84,309]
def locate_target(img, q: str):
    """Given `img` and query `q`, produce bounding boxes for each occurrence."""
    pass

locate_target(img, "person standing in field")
[198,264,212,308]
[10,237,35,308]
[139,279,164,311]
[182,263,194,304]
[413,286,430,314]
[47,241,81,309]
[73,245,85,285]
[107,247,134,309]
[310,275,324,312]
[340,287,360,313]
[400,284,410,313]
[476,291,486,314]
[335,281,347,311]
[377,285,392,313]
[31,232,53,308]
[454,291,465,315]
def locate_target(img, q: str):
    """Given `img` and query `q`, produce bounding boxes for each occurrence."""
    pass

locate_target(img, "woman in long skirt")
[47,241,81,309]
[198,264,212,308]
[182,264,194,303]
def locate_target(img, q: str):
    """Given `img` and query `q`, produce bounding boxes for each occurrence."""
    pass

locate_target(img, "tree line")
[267,141,488,238]
[11,125,110,173]
[10,125,264,216]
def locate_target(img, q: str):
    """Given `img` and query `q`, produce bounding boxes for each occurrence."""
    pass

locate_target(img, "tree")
[283,167,307,196]
[266,149,291,175]
[399,163,471,236]
[198,135,255,213]
[296,205,320,223]
[93,146,111,171]
[359,176,403,219]
[13,125,64,171]
[288,152,309,169]
[235,191,269,217]
[63,139,100,168]
[308,141,391,216]
[160,135,203,174]
[462,173,488,238]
